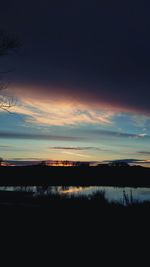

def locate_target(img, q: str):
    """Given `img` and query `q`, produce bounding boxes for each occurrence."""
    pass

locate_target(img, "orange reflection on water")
[59,187,84,194]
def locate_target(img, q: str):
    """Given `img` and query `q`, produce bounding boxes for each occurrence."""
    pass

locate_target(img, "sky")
[0,0,150,164]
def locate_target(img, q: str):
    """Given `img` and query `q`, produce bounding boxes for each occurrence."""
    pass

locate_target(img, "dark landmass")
[0,165,150,186]
[1,189,148,257]
[0,186,150,239]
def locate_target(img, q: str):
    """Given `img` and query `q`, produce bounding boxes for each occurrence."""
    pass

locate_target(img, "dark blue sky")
[0,0,150,113]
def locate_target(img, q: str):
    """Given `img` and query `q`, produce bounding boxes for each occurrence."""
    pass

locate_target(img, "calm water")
[58,186,150,204]
[0,186,150,204]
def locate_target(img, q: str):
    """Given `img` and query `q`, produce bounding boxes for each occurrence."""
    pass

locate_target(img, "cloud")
[4,85,150,131]
[60,150,90,158]
[137,133,147,138]
[49,146,110,151]
[9,158,43,161]
[49,146,112,159]
[3,90,114,127]
[0,145,12,148]
[138,151,150,155]
[131,115,150,128]
[0,145,19,151]
[104,159,150,164]
[3,85,150,131]
[48,146,109,159]
[7,77,150,119]
[83,129,150,139]
[0,131,84,141]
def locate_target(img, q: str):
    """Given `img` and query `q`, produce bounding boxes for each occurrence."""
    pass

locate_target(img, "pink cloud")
[6,86,114,126]
[8,82,150,116]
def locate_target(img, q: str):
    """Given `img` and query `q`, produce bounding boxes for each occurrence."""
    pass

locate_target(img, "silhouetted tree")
[0,157,3,166]
[74,161,90,167]
[39,161,47,166]
[109,161,130,167]
[55,160,59,166]
[62,160,69,166]
[0,30,20,111]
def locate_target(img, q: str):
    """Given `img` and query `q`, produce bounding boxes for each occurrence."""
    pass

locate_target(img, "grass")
[0,187,150,212]
[0,187,150,209]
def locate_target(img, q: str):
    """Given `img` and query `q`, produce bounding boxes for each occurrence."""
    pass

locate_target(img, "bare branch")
[0,92,17,112]
[0,29,21,56]
[0,30,21,112]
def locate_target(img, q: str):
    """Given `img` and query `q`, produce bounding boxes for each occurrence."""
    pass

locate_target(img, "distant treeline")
[0,165,150,187]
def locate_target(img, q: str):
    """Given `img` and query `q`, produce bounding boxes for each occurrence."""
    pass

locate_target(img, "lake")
[0,186,150,204]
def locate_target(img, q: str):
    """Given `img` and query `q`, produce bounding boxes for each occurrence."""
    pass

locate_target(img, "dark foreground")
[1,189,150,258]
[0,165,150,186]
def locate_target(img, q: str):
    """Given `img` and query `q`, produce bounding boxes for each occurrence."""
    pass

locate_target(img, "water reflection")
[0,186,150,204]
[59,186,150,204]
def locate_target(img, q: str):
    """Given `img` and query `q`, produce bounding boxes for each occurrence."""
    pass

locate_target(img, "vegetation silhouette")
[0,187,150,214]
[0,164,150,187]
[0,157,3,166]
